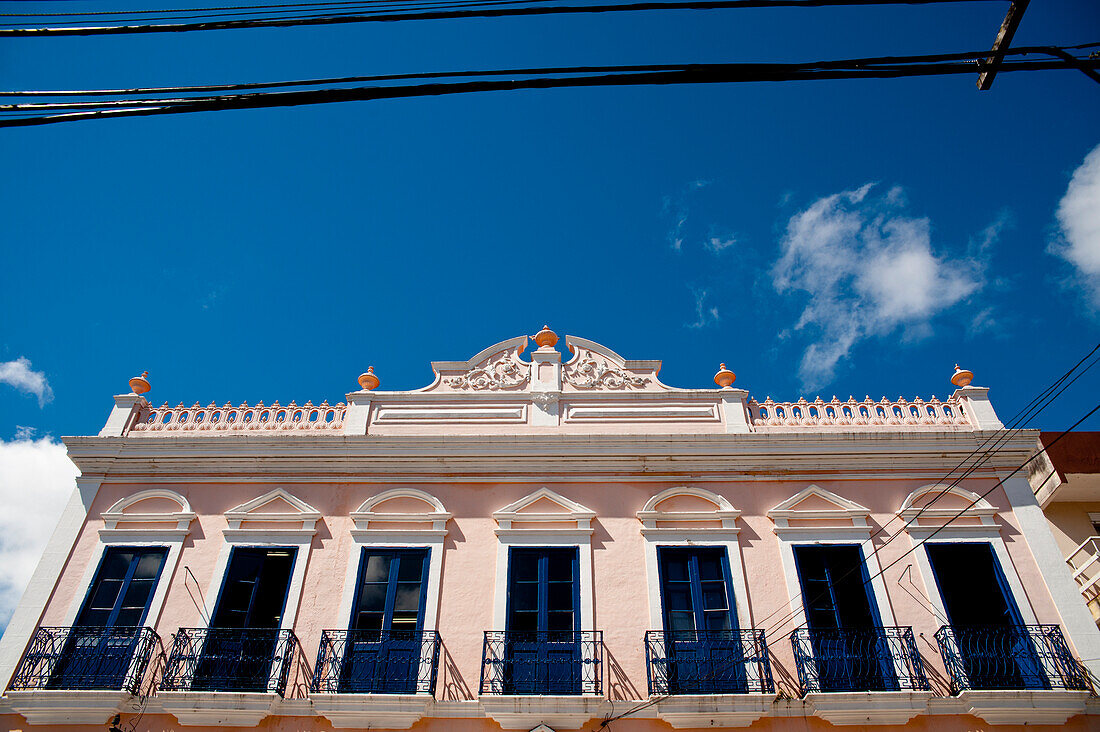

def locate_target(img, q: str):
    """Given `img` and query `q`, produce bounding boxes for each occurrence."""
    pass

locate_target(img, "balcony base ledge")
[479,694,605,730]
[311,693,432,729]
[805,690,933,725]
[653,693,776,728]
[957,689,1090,725]
[157,690,278,726]
[5,689,132,725]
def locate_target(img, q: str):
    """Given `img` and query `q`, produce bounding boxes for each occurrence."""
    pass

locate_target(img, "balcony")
[160,627,298,694]
[644,629,773,695]
[312,629,441,694]
[935,624,1089,693]
[479,631,603,729]
[790,627,932,725]
[1066,537,1100,624]
[934,625,1090,724]
[480,630,602,695]
[310,630,442,729]
[5,626,159,725]
[791,626,928,693]
[9,625,158,693]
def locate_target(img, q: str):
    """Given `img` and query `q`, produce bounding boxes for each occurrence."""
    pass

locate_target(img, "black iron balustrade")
[644,629,774,695]
[312,629,441,694]
[160,628,298,695]
[8,626,158,693]
[790,626,929,693]
[935,624,1090,693]
[480,631,602,695]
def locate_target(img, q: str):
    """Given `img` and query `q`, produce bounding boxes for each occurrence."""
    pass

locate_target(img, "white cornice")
[61,431,1038,480]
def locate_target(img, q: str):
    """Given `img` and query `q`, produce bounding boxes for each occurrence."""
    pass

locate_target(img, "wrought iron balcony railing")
[8,626,159,694]
[935,624,1090,693]
[791,626,929,694]
[644,629,774,695]
[160,627,298,695]
[480,631,602,695]
[312,629,441,695]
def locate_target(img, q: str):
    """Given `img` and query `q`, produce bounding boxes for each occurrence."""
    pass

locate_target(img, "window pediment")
[898,484,996,530]
[101,488,196,535]
[768,486,870,534]
[350,488,451,534]
[493,488,595,533]
[637,487,740,533]
[225,488,320,533]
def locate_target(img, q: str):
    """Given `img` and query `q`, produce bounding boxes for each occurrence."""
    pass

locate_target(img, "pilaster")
[953,386,1004,430]
[719,388,752,433]
[530,343,561,427]
[97,394,147,437]
[344,391,373,435]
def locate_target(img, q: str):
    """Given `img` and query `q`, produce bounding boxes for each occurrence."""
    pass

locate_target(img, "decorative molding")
[653,694,775,728]
[493,487,596,532]
[351,488,452,532]
[312,694,432,729]
[562,345,649,390]
[956,689,1088,725]
[898,484,997,526]
[225,487,321,532]
[637,486,740,531]
[531,392,560,408]
[768,485,871,523]
[101,488,196,532]
[805,691,933,725]
[157,691,278,726]
[563,403,719,422]
[479,695,605,730]
[373,404,527,424]
[443,342,530,391]
[5,690,131,725]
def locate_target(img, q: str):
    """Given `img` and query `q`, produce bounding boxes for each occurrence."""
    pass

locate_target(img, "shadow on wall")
[287,641,314,699]
[918,634,952,695]
[605,647,642,701]
[768,646,800,697]
[439,641,474,701]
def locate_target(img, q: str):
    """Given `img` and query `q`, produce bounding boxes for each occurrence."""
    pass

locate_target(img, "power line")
[756,343,1100,640]
[1,46,1095,128]
[0,0,1007,36]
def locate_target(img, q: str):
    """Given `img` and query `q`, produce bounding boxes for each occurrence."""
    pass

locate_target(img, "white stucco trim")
[774,527,898,631]
[999,474,1100,680]
[640,532,750,630]
[336,489,451,632]
[0,476,102,692]
[908,529,1039,626]
[491,531,595,632]
[202,530,314,633]
[59,488,196,629]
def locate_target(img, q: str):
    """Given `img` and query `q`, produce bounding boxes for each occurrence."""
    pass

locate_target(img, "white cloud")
[0,358,53,407]
[662,179,713,252]
[1053,143,1100,304]
[774,184,982,388]
[705,234,737,253]
[0,436,77,633]
[686,288,720,329]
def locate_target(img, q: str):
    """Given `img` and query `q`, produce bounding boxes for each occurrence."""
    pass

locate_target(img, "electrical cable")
[1,48,1096,127]
[756,344,1100,640]
[0,0,1010,36]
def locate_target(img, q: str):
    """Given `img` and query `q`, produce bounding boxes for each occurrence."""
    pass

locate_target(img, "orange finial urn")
[358,366,380,391]
[128,371,151,395]
[951,364,974,388]
[533,325,558,349]
[714,363,736,388]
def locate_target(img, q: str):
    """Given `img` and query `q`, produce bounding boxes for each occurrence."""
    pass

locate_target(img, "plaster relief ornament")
[531,391,560,407]
[444,345,530,391]
[563,348,650,390]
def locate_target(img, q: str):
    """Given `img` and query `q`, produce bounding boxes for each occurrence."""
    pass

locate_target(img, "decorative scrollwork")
[531,392,559,407]
[563,352,649,390]
[444,347,530,391]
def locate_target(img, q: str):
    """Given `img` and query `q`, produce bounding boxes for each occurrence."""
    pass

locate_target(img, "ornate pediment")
[428,336,531,392]
[562,337,655,390]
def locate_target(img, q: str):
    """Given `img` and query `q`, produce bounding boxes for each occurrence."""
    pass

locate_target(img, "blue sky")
[1,0,1099,439]
[0,0,1099,631]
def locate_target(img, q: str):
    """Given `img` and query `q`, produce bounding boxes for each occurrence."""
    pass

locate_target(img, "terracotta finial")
[951,364,974,388]
[533,325,559,349]
[714,363,736,388]
[358,366,380,391]
[128,371,151,395]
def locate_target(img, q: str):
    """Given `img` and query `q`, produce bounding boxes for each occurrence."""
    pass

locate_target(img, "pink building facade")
[1,329,1098,731]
